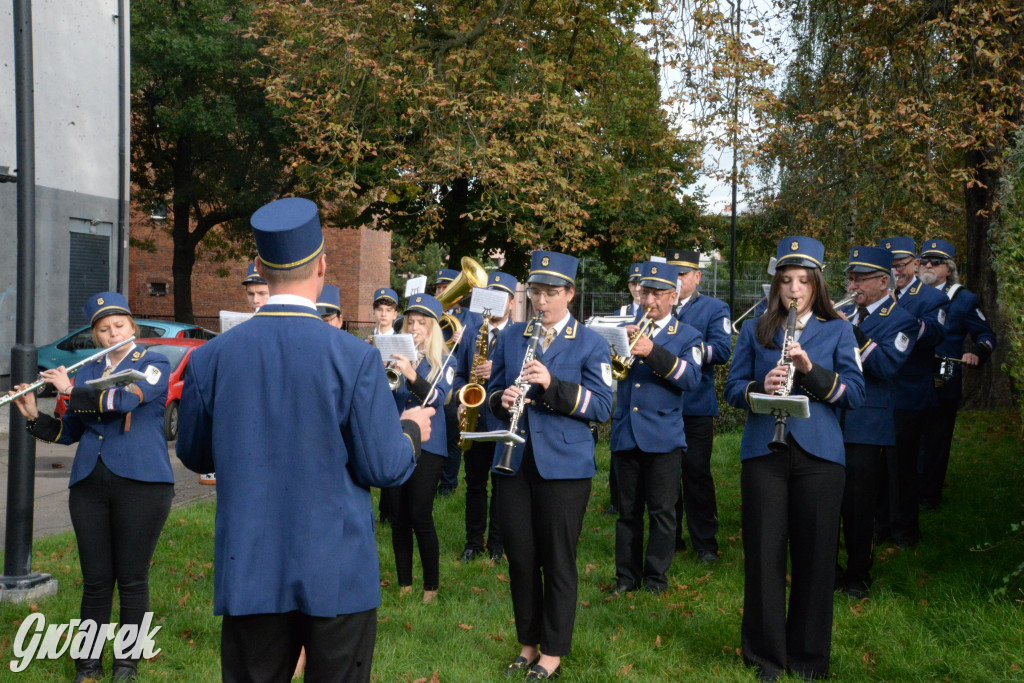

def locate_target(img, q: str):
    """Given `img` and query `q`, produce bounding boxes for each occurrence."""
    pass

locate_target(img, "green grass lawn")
[2,410,1023,681]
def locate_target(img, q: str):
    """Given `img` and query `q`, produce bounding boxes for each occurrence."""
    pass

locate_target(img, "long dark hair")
[755,266,839,349]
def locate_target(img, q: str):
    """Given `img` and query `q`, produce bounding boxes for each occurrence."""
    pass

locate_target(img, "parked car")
[36,320,215,396]
[55,338,205,441]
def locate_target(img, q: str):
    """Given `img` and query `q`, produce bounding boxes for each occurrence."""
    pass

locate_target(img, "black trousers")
[613,447,681,591]
[389,450,445,590]
[495,445,591,656]
[69,459,173,660]
[920,393,959,505]
[890,409,924,545]
[463,440,502,554]
[674,415,719,553]
[439,400,462,490]
[740,438,845,680]
[221,608,376,683]
[608,452,620,510]
[839,443,881,589]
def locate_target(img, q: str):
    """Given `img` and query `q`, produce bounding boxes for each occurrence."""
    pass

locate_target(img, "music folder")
[747,393,811,419]
[85,369,148,390]
[459,430,526,445]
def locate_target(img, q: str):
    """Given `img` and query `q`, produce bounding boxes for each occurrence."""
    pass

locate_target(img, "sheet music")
[649,255,667,263]
[85,369,147,390]
[469,287,508,316]
[589,324,632,357]
[404,276,427,298]
[372,333,418,363]
[219,311,253,333]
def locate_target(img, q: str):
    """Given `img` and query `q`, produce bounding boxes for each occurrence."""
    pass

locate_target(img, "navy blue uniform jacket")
[42,345,172,486]
[393,356,451,455]
[176,303,418,617]
[724,317,865,465]
[486,316,612,479]
[893,277,948,411]
[675,292,733,417]
[611,316,704,453]
[840,297,919,446]
[933,282,996,403]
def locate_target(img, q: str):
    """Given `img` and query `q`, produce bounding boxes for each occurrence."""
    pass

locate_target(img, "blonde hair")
[401,314,446,383]
[91,315,140,347]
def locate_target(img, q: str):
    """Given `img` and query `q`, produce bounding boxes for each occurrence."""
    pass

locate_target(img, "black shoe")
[504,656,536,677]
[526,663,561,680]
[73,659,104,683]
[845,582,870,600]
[697,550,720,564]
[112,659,139,681]
[894,534,920,549]
[642,583,666,595]
[438,487,457,497]
[461,547,483,562]
[489,548,504,562]
[607,582,638,597]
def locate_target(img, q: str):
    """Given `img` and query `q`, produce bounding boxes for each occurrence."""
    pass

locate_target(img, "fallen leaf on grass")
[695,572,712,585]
[177,592,190,607]
[580,601,590,608]
[29,603,38,613]
[179,629,193,639]
[654,635,662,648]
[458,622,473,631]
[429,671,440,683]
[487,633,503,642]
[612,625,622,642]
[470,587,486,594]
[918,599,929,607]
[496,573,510,583]
[146,651,164,662]
[620,664,633,675]
[404,621,412,632]
[861,651,876,666]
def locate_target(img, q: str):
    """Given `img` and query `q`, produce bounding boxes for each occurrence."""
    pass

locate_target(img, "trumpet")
[495,313,545,474]
[0,336,137,409]
[610,308,655,381]
[768,299,799,454]
[832,294,856,311]
[385,361,403,391]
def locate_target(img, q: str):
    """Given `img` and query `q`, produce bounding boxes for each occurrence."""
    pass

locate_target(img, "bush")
[993,131,1024,425]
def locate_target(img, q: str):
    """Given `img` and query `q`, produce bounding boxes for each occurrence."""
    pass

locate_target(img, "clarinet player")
[724,236,864,681]
[486,250,612,680]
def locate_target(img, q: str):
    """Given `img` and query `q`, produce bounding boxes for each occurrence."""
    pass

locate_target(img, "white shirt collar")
[898,277,918,298]
[651,312,673,335]
[864,297,886,315]
[265,294,318,311]
[490,317,510,332]
[104,342,137,369]
[374,327,395,335]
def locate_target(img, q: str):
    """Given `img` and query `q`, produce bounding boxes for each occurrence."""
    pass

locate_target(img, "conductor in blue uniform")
[176,197,433,683]
[878,237,948,547]
[486,250,612,680]
[667,247,733,563]
[918,239,996,508]
[725,236,864,681]
[609,261,703,596]
[835,247,919,598]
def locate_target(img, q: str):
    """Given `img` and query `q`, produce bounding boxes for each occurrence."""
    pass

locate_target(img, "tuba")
[436,257,489,349]
[457,320,490,450]
[610,308,655,381]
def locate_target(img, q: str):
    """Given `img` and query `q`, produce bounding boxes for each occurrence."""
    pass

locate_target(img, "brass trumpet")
[610,308,655,381]
[385,361,403,391]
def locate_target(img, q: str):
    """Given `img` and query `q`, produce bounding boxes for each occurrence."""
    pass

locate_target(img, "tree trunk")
[961,146,1011,409]
[171,200,196,324]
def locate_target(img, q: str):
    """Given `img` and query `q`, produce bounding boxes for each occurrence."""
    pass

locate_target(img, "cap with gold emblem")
[665,249,700,273]
[919,238,954,260]
[628,262,643,282]
[878,236,917,259]
[404,293,443,321]
[84,291,133,326]
[775,236,825,270]
[638,261,679,290]
[373,287,399,306]
[250,197,325,270]
[488,271,518,297]
[845,246,892,275]
[241,262,267,286]
[527,250,578,287]
[435,269,459,285]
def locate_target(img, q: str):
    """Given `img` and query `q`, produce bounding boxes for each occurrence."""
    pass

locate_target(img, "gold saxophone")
[457,320,490,451]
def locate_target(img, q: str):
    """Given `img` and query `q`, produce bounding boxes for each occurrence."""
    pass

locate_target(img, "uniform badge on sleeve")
[853,347,863,372]
[976,308,986,321]
[445,366,455,385]
[723,318,731,334]
[692,346,702,365]
[937,309,947,325]
[895,332,910,353]
[601,363,613,387]
[144,365,162,386]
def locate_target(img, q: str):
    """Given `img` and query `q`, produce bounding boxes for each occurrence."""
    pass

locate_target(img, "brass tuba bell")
[435,256,489,349]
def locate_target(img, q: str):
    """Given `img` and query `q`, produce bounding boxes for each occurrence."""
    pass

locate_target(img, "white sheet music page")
[589,324,632,358]
[373,333,418,363]
[219,311,253,332]
[469,287,508,316]
[404,276,427,298]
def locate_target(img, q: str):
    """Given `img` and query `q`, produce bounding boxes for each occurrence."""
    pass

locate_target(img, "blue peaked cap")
[528,250,578,287]
[316,284,341,315]
[488,271,518,296]
[775,236,825,270]
[373,287,399,305]
[638,261,679,290]
[879,236,917,258]
[242,262,267,285]
[405,293,443,321]
[845,246,892,275]
[921,238,955,260]
[628,262,643,281]
[435,269,459,284]
[84,291,132,326]
[251,197,325,270]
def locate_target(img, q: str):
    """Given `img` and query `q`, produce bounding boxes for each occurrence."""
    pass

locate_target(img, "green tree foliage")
[994,132,1024,423]
[131,0,293,322]
[251,0,701,277]
[755,0,1023,407]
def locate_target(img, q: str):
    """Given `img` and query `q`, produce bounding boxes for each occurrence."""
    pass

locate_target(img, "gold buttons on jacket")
[632,407,638,412]
[634,383,641,388]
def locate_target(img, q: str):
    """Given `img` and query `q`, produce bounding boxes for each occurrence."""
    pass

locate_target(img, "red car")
[55,338,205,441]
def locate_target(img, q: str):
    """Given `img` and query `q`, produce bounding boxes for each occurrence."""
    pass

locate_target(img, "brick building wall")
[128,214,391,330]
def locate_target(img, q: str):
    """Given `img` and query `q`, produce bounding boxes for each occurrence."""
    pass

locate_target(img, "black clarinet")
[495,314,545,473]
[768,299,799,454]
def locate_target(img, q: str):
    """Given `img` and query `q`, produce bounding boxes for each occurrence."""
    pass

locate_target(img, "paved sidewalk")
[0,429,216,546]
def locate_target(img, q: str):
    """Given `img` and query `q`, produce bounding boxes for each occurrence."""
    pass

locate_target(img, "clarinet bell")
[768,418,788,454]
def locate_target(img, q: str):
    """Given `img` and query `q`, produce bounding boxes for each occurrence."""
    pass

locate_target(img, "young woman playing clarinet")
[724,237,865,681]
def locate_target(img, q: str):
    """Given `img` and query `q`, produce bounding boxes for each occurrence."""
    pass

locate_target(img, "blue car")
[36,320,217,395]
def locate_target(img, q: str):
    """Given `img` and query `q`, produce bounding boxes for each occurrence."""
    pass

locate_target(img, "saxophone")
[457,320,490,450]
